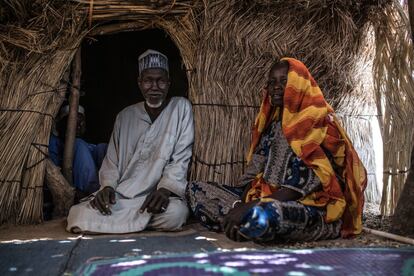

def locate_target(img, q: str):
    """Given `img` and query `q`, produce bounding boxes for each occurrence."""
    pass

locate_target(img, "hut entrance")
[79,28,188,144]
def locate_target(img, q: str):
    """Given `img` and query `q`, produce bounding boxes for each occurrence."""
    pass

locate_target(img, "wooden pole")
[62,48,82,185]
[363,227,414,245]
[409,0,414,42]
[89,21,146,36]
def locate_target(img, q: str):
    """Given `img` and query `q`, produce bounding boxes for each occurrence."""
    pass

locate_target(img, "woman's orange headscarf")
[245,58,367,238]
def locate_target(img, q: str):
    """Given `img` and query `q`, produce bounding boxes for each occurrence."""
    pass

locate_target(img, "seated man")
[67,49,194,233]
[49,105,108,196]
[187,58,367,242]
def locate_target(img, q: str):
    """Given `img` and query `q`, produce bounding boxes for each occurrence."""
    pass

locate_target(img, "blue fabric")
[187,181,342,242]
[49,134,63,166]
[187,182,244,232]
[92,143,108,169]
[72,138,99,194]
[48,135,107,194]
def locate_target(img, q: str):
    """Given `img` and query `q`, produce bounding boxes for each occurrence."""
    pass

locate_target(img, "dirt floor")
[1,202,413,275]
[0,202,411,250]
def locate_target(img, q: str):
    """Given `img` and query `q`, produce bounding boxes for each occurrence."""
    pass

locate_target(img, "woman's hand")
[223,201,257,241]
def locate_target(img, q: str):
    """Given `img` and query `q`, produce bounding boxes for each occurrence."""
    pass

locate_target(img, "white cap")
[58,105,85,120]
[138,49,169,75]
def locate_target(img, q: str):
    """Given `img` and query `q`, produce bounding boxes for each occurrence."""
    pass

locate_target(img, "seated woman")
[187,58,367,242]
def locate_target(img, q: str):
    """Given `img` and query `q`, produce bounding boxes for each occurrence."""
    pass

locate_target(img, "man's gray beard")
[146,100,163,108]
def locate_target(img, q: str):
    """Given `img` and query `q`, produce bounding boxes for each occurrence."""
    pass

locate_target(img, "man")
[49,105,107,196]
[187,58,367,242]
[66,49,194,233]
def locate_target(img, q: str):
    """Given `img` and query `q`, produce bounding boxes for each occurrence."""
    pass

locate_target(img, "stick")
[62,48,82,185]
[408,0,414,42]
[363,227,414,245]
[89,21,147,36]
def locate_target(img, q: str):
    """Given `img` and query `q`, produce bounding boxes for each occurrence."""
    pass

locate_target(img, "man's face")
[138,68,170,108]
[57,112,86,138]
[267,63,289,107]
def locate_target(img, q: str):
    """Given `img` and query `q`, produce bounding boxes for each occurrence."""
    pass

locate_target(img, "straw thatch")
[371,3,414,215]
[0,0,413,224]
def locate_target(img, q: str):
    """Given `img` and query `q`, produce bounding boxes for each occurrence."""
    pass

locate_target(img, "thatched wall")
[0,0,413,224]
[372,4,414,215]
[190,0,414,213]
[191,0,377,185]
[0,0,200,224]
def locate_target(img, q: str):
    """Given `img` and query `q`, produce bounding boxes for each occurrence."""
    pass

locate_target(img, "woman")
[187,58,367,242]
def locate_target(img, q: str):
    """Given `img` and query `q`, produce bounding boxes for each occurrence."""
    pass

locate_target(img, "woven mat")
[78,248,414,275]
[0,233,217,275]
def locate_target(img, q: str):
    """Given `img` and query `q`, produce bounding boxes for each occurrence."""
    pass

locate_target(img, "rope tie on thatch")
[193,156,245,167]
[338,114,382,117]
[21,186,43,190]
[0,179,20,183]
[27,87,67,98]
[192,103,260,108]
[34,78,78,98]
[383,170,410,175]
[25,143,49,170]
[0,109,53,118]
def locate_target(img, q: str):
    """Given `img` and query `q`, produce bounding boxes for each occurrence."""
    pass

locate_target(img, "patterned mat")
[0,233,217,275]
[78,248,414,275]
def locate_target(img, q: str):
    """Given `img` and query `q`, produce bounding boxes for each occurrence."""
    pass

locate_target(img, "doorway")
[80,29,189,144]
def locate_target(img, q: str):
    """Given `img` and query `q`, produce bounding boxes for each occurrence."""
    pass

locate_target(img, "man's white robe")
[66,97,194,233]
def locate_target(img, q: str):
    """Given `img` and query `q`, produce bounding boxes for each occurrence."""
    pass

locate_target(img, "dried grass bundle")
[188,0,389,188]
[72,0,198,22]
[371,3,414,215]
[0,2,85,223]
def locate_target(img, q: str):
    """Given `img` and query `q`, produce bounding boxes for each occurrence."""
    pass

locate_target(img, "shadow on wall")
[80,29,188,144]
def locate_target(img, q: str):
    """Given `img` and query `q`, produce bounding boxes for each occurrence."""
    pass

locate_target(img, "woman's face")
[267,63,289,107]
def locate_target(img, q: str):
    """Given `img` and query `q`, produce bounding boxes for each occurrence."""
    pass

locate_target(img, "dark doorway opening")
[80,29,188,144]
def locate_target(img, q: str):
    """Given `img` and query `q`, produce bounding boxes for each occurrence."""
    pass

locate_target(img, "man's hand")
[140,188,171,214]
[223,201,256,242]
[90,186,116,215]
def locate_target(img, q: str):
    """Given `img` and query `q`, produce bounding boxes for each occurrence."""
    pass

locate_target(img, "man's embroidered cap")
[138,49,169,75]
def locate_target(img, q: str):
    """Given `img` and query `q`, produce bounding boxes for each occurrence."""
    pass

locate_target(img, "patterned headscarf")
[246,58,367,237]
